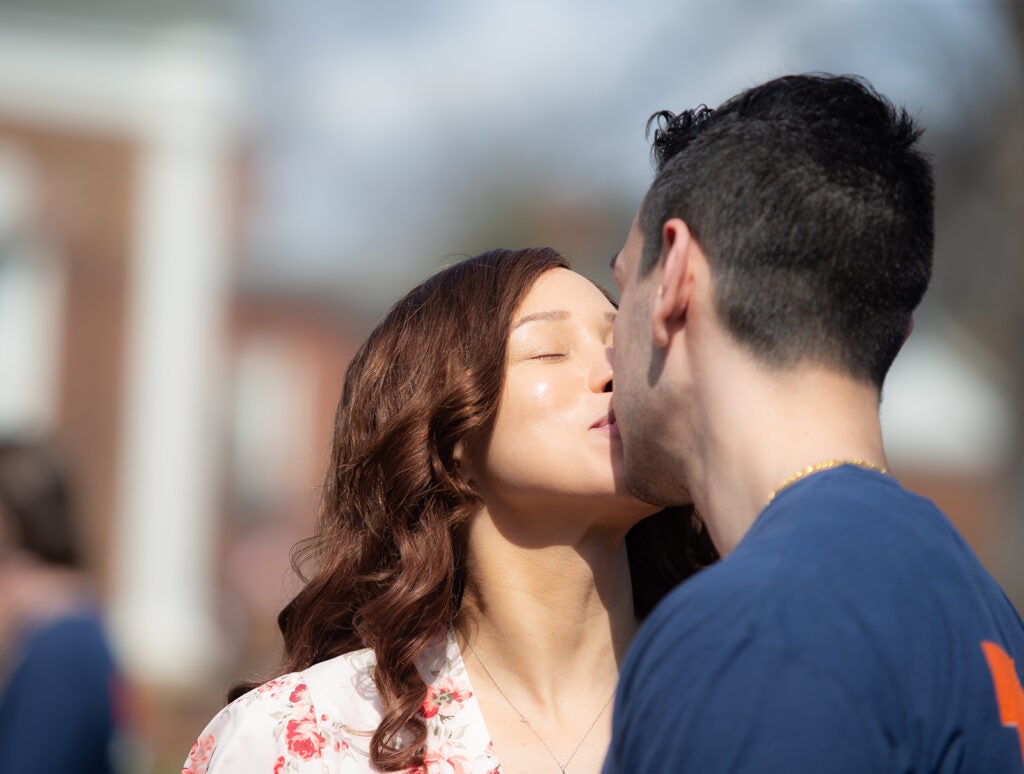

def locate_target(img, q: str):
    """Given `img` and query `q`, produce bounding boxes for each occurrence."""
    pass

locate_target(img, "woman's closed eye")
[531,352,568,361]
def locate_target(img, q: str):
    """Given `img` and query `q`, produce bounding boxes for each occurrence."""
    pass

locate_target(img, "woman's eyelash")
[532,353,567,360]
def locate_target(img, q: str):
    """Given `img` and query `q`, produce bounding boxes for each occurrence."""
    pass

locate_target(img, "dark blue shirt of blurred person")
[0,612,122,774]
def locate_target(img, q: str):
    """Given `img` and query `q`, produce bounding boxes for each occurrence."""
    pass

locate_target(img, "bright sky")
[250,0,1021,292]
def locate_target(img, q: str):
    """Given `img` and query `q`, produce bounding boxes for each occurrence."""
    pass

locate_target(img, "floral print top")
[183,629,501,774]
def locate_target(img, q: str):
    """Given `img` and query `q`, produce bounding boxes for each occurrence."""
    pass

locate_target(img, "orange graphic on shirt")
[982,640,1024,767]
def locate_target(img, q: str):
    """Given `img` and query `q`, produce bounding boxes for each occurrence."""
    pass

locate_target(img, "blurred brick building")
[0,8,362,768]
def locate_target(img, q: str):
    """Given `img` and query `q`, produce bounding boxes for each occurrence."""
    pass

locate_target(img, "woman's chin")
[605,486,665,521]
[610,464,657,510]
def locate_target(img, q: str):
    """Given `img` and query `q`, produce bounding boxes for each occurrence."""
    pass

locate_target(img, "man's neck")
[694,363,886,556]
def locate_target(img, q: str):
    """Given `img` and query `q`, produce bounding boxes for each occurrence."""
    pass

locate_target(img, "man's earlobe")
[652,218,693,347]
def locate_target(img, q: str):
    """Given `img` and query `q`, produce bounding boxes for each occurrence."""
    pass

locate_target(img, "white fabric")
[183,629,501,773]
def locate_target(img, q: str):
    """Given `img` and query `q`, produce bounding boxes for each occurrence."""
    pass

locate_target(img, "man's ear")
[900,315,914,350]
[652,218,695,347]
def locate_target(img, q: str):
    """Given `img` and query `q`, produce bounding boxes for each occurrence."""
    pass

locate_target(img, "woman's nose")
[591,348,614,393]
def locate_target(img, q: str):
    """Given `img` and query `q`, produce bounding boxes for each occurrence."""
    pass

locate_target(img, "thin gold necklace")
[765,458,888,506]
[461,631,616,773]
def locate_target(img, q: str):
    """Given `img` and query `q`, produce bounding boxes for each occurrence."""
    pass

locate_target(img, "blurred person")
[0,440,125,773]
[183,248,717,773]
[606,73,1024,772]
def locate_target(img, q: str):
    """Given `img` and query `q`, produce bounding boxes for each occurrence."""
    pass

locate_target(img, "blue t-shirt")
[605,466,1024,773]
[0,613,121,774]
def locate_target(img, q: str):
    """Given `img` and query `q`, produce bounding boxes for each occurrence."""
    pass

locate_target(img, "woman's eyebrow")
[512,309,616,330]
[512,310,571,330]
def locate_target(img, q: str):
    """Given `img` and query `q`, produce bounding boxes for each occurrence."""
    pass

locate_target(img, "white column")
[111,36,239,684]
[0,147,65,437]
[0,19,243,685]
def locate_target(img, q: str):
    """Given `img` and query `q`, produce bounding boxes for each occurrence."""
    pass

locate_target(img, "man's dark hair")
[638,73,934,387]
[0,439,81,567]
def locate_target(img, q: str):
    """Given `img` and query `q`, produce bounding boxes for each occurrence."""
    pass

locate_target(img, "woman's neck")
[456,507,636,712]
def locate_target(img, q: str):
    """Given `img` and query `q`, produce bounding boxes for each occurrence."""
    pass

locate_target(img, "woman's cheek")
[531,378,554,404]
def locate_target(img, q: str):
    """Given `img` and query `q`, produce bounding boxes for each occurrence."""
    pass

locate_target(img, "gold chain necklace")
[765,458,888,506]
[461,632,616,773]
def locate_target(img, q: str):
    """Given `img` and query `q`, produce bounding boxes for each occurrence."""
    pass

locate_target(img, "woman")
[184,248,716,774]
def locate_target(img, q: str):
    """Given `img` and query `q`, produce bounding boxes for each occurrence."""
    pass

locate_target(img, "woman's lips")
[590,407,620,436]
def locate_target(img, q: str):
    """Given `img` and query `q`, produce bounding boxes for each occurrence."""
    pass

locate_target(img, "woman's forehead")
[516,268,615,318]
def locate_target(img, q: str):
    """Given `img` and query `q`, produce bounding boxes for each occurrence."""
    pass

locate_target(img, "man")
[606,74,1024,772]
[0,440,125,773]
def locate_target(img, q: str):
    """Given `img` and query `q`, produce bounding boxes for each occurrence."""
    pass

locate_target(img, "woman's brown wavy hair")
[256,247,717,771]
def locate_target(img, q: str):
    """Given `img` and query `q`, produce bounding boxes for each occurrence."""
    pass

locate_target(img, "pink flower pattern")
[421,742,475,774]
[285,701,327,761]
[182,733,215,774]
[181,629,502,773]
[420,677,472,720]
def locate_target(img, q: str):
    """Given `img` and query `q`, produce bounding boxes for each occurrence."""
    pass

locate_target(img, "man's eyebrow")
[512,310,571,330]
